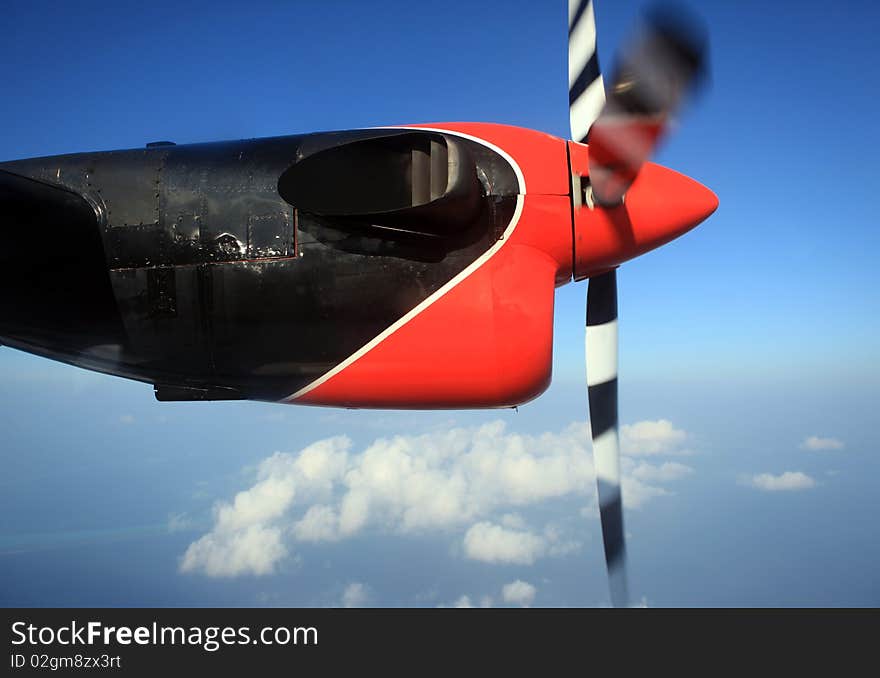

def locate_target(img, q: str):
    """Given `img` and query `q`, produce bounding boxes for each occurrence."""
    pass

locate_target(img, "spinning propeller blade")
[569,0,606,144]
[569,1,709,607]
[588,4,707,205]
[586,269,628,607]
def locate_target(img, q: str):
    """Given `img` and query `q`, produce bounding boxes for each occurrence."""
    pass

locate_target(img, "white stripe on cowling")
[568,0,598,89]
[592,427,622,493]
[585,318,617,387]
[570,75,606,143]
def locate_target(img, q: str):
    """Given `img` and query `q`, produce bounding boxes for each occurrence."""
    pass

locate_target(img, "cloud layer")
[181,419,694,578]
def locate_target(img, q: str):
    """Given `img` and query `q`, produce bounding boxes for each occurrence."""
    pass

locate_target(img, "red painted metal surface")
[569,140,718,280]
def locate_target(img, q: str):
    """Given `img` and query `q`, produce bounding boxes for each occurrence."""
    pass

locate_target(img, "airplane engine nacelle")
[0,124,575,408]
[288,124,575,408]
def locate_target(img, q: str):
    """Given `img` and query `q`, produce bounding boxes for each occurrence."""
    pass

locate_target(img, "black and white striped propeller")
[568,0,706,607]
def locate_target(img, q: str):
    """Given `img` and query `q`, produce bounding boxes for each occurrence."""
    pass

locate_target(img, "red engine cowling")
[289,123,574,409]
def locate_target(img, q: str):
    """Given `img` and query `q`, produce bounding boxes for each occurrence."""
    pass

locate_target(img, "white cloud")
[621,420,690,456]
[179,439,349,577]
[462,520,580,565]
[181,419,695,577]
[463,522,547,565]
[746,471,816,492]
[292,505,340,542]
[119,414,135,425]
[800,436,844,451]
[341,582,370,608]
[502,580,537,607]
[180,524,286,577]
[215,476,297,533]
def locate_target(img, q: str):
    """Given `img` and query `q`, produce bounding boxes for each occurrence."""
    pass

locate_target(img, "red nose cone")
[572,161,718,280]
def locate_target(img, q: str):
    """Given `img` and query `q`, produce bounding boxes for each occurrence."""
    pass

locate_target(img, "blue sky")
[0,0,878,607]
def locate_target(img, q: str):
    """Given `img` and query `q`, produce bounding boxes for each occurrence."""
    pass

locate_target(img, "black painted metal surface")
[0,129,519,400]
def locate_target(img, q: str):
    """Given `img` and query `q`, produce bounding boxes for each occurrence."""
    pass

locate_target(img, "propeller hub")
[569,141,717,280]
